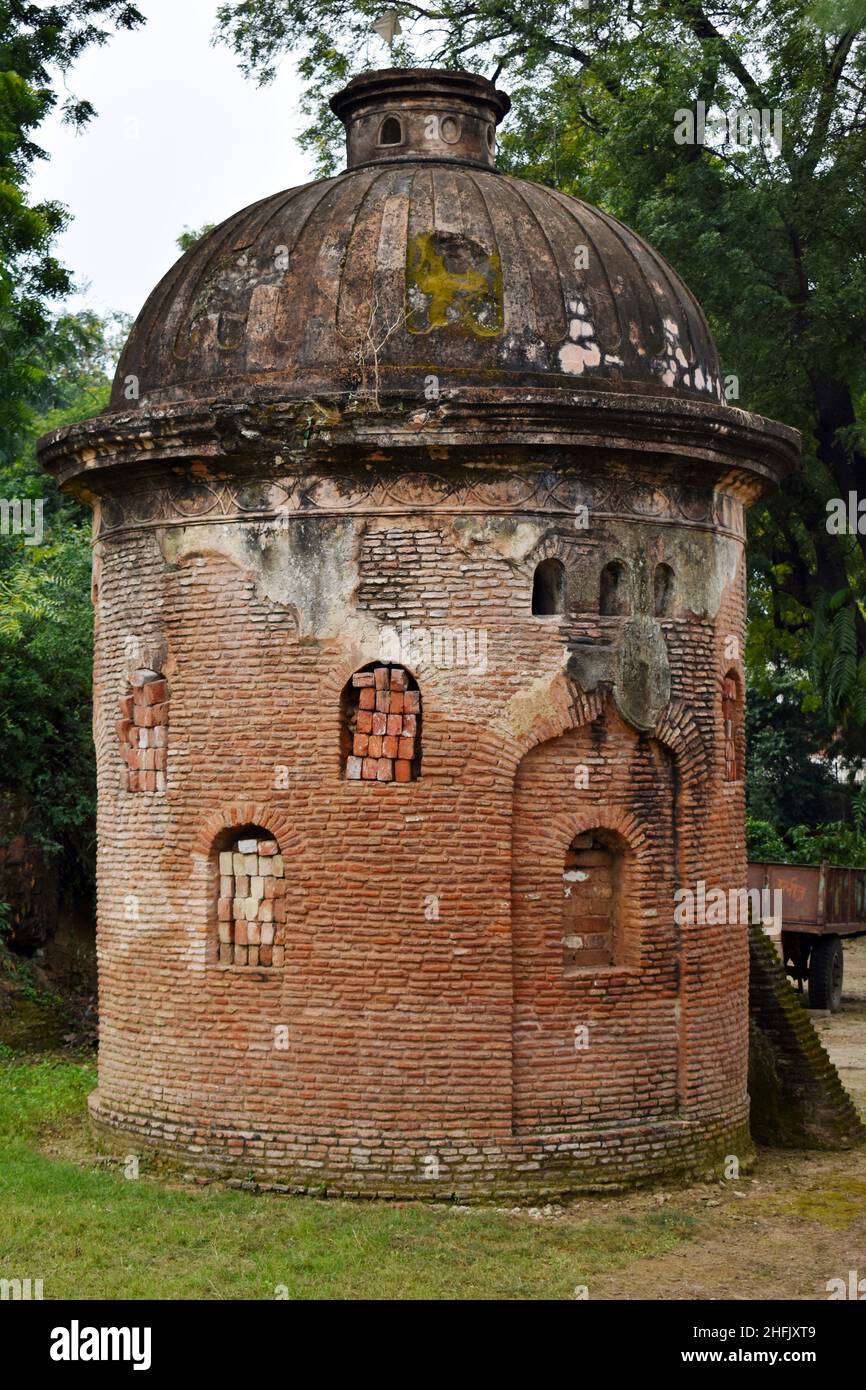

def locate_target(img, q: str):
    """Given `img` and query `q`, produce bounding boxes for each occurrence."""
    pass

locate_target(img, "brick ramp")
[749,923,865,1148]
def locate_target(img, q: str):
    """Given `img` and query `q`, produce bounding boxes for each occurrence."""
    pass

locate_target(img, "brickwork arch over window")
[722,669,744,781]
[599,560,630,616]
[344,663,421,782]
[216,828,286,967]
[117,670,168,793]
[562,830,631,970]
[654,562,675,617]
[531,557,565,615]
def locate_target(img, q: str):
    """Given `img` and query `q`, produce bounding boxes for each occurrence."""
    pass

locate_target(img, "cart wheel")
[808,935,844,1012]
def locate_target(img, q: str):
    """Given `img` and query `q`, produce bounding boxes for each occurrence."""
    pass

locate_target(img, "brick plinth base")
[89,1092,752,1199]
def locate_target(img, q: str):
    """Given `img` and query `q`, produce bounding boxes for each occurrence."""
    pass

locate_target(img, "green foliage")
[0,311,120,897]
[745,667,849,830]
[745,817,788,862]
[0,2,144,464]
[177,223,216,252]
[746,815,866,866]
[0,525,95,884]
[0,5,140,900]
[785,821,866,866]
[216,0,866,772]
[0,902,63,1006]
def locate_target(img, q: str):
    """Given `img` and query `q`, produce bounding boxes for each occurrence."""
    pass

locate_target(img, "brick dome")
[111,68,723,413]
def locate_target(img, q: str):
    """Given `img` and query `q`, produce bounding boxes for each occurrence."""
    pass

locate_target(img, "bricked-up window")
[600,560,629,616]
[722,670,744,781]
[345,664,420,782]
[117,670,168,793]
[562,832,622,969]
[654,562,675,617]
[217,831,285,967]
[532,557,565,615]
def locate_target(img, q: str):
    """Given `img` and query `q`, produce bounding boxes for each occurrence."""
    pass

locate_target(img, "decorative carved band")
[95,470,745,541]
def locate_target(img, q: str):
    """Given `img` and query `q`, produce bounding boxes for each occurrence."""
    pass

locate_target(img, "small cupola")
[329,66,510,171]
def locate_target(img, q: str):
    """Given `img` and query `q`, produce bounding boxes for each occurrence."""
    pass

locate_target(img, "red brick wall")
[87,467,753,1197]
[512,713,679,1134]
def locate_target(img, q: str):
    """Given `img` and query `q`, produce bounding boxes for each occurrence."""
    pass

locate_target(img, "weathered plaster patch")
[658,525,741,620]
[450,513,547,562]
[650,316,718,397]
[613,616,671,732]
[501,667,573,741]
[560,341,602,373]
[157,518,364,641]
[558,299,602,375]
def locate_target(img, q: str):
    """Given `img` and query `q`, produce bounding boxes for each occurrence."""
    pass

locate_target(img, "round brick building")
[40,68,799,1197]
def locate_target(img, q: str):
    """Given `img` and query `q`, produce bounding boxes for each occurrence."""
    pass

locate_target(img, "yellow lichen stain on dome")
[405,231,503,337]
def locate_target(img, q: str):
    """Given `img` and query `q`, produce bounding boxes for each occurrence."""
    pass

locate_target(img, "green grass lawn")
[0,1050,698,1299]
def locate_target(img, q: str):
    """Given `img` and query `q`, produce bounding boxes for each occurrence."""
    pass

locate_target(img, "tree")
[0,311,121,898]
[746,669,846,831]
[177,223,216,252]
[1,6,144,900]
[0,1,144,464]
[216,0,866,760]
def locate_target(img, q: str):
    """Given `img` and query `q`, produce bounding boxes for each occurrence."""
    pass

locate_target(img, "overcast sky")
[29,0,353,322]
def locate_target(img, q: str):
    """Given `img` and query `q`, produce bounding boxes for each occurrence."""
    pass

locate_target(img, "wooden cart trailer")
[747,860,866,1011]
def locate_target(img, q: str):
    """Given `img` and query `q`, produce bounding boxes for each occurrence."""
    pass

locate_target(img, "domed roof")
[111,69,723,412]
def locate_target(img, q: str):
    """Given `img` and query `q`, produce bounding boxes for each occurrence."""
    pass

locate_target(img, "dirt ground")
[585,936,866,1300]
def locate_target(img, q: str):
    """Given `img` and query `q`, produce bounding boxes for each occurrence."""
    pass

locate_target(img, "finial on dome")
[330,67,510,172]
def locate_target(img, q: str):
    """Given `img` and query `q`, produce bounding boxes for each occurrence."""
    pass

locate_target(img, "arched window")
[344,663,421,782]
[379,116,402,146]
[217,828,285,967]
[531,557,565,616]
[599,560,629,616]
[722,670,744,782]
[654,562,675,617]
[562,831,623,970]
[118,670,168,793]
